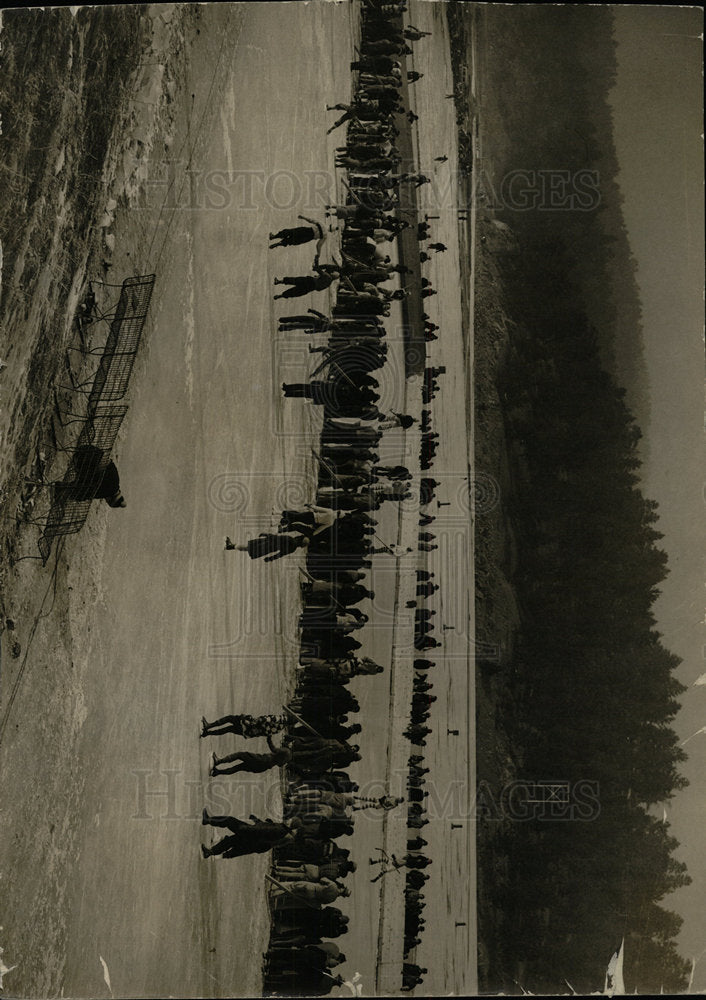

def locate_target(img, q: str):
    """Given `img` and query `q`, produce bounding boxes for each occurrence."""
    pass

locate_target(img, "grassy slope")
[0,7,150,581]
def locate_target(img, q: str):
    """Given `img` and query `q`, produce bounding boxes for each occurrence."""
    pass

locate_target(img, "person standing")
[201,812,294,859]
[201,712,287,738]
[225,530,308,561]
[210,737,291,776]
[273,268,340,299]
[269,216,324,249]
[270,876,350,905]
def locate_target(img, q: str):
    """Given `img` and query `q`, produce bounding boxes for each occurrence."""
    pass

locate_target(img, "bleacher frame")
[62,274,156,414]
[30,273,155,564]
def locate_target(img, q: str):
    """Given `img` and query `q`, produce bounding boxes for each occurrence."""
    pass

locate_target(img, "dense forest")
[493,308,691,995]
[457,3,650,448]
[447,4,692,994]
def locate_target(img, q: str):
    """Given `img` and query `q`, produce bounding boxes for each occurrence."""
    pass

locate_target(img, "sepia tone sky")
[608,3,705,983]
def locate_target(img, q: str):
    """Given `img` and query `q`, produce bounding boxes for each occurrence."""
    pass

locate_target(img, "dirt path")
[0,6,355,997]
[0,3,479,996]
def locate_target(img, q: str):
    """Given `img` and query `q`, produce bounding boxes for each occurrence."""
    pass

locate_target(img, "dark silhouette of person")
[57,445,126,506]
[270,216,324,249]
[201,812,294,859]
[211,737,292,775]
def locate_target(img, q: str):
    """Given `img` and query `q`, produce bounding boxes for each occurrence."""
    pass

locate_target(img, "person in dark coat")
[402,963,428,991]
[279,905,349,939]
[278,312,332,333]
[275,834,331,865]
[227,531,307,561]
[405,854,432,870]
[406,869,429,890]
[57,445,126,506]
[201,712,286,738]
[306,633,363,659]
[269,216,324,249]
[298,656,382,681]
[210,737,292,775]
[290,690,359,718]
[281,378,374,412]
[289,734,358,756]
[415,635,441,650]
[317,816,355,841]
[201,812,294,858]
[290,719,361,742]
[273,269,340,299]
[267,943,346,975]
[302,580,374,606]
[375,464,411,480]
[290,746,361,774]
[266,969,344,997]
[405,724,431,744]
[266,945,327,973]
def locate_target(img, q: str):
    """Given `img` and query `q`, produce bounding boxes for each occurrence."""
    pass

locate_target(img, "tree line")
[455,4,692,993]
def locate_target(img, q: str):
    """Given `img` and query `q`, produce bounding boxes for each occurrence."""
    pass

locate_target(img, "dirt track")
[0,3,478,997]
[0,6,356,996]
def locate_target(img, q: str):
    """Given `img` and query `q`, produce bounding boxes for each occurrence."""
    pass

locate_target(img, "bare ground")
[1,5,358,996]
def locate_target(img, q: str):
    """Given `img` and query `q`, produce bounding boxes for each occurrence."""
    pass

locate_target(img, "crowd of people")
[420,406,439,470]
[199,0,452,993]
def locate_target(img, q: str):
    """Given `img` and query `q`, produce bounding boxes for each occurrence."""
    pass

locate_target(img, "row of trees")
[476,3,650,447]
[462,4,691,994]
[495,316,690,991]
